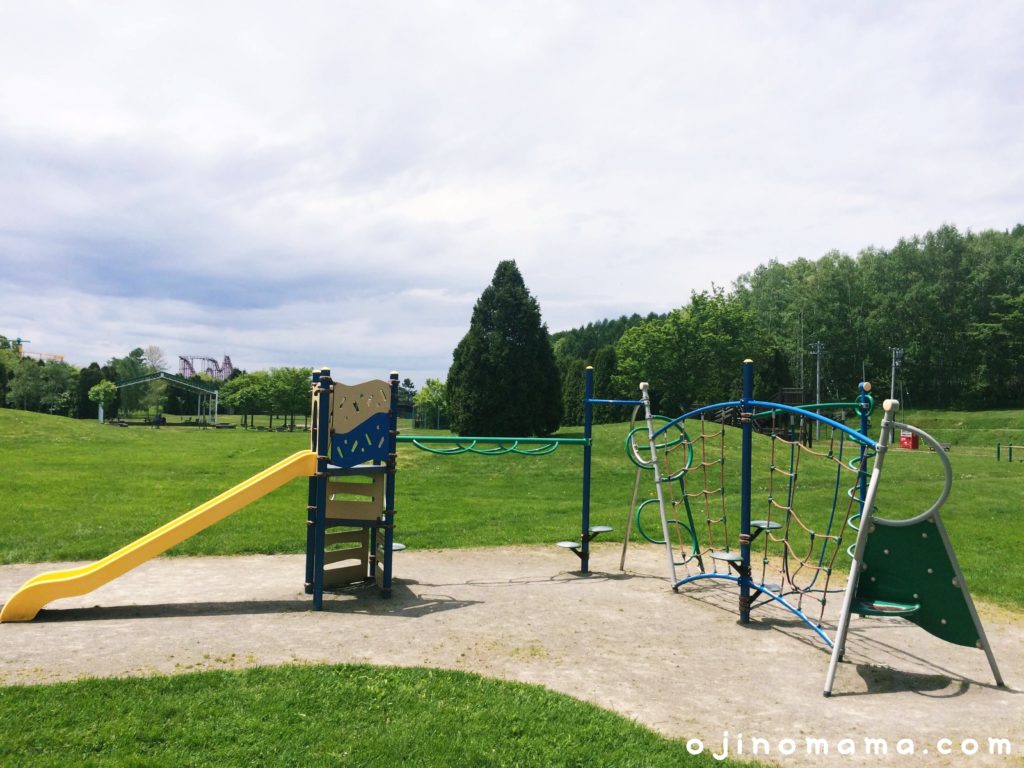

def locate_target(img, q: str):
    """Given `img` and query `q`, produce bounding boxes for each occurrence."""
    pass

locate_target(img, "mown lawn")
[0,664,744,768]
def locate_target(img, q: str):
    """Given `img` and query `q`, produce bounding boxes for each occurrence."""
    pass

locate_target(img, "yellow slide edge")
[0,450,317,622]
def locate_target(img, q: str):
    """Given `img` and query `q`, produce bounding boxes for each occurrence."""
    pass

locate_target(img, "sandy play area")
[1,543,1021,767]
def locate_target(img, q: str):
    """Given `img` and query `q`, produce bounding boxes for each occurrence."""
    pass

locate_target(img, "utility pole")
[810,341,824,440]
[890,347,904,407]
[798,311,805,392]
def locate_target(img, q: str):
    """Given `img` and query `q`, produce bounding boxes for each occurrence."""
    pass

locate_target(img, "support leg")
[619,468,643,571]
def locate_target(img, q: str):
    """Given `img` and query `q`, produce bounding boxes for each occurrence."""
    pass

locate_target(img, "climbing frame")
[306,370,399,609]
[824,402,1003,696]
[856,516,981,645]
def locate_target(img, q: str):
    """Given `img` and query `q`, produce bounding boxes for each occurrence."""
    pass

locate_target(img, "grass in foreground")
[0,664,741,768]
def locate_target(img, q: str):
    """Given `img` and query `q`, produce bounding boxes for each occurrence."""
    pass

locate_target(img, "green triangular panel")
[855,517,980,648]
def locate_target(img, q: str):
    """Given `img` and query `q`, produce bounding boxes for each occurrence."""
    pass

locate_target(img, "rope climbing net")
[627,411,732,573]
[620,367,1002,693]
[623,382,875,643]
[754,416,870,626]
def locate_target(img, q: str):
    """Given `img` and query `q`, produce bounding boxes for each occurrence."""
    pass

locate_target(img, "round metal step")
[709,550,742,563]
[853,599,920,617]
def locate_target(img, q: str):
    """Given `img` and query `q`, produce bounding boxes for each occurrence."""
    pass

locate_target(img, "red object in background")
[899,430,919,449]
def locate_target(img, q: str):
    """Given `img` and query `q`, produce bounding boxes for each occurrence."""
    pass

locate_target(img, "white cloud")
[1,1,1022,383]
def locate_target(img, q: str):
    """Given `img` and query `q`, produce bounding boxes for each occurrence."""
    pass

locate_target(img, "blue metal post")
[581,366,594,573]
[739,359,754,623]
[312,368,332,610]
[304,370,321,593]
[381,372,399,597]
[858,382,870,509]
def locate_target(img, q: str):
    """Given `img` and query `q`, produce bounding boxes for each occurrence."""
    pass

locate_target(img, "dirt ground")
[1,543,1021,767]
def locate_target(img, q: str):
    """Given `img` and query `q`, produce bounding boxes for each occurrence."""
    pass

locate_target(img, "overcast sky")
[1,2,1022,385]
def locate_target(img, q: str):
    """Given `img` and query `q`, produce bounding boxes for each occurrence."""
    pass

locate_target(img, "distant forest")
[552,223,1024,420]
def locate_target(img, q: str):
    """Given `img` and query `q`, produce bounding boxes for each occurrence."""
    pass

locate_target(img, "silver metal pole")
[823,398,897,696]
[640,382,678,584]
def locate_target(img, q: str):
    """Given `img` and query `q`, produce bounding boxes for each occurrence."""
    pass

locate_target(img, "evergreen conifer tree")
[447,261,562,435]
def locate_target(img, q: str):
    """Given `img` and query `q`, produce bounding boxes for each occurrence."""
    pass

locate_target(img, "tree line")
[0,341,307,426]
[220,371,417,429]
[0,343,175,419]
[552,223,1024,414]
[0,339,427,430]
[424,224,1024,439]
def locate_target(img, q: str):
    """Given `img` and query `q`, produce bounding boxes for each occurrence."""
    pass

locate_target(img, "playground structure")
[397,366,620,571]
[178,354,234,381]
[826,403,1002,695]
[0,357,1005,697]
[622,374,874,644]
[0,370,399,622]
[1,366,613,620]
[305,370,399,608]
[626,359,1003,696]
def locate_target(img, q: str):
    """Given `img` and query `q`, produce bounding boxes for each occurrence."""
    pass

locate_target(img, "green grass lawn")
[1,407,1023,609]
[897,407,1024,452]
[0,664,740,767]
[0,409,634,562]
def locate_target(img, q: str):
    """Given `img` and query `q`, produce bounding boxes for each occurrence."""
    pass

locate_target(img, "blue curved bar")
[749,401,875,448]
[651,399,877,449]
[651,400,742,439]
[673,572,834,647]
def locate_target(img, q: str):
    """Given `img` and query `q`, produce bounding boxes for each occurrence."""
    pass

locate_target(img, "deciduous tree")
[414,378,448,429]
[88,380,118,418]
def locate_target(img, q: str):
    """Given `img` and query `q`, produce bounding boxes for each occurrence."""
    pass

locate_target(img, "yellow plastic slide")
[0,450,318,622]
